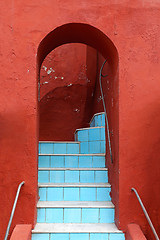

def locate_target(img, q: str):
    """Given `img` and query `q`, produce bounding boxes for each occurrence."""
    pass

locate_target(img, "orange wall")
[0,1,160,239]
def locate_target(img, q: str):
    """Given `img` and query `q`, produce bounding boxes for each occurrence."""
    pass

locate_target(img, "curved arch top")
[37,23,119,72]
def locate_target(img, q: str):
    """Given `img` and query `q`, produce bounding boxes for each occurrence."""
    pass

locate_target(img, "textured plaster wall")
[39,44,97,140]
[0,1,160,239]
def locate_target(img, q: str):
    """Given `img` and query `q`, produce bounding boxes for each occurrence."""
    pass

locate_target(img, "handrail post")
[131,188,159,240]
[4,181,25,240]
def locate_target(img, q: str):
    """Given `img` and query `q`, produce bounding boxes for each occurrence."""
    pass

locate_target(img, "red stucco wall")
[0,1,160,239]
[10,224,32,240]
[126,224,147,240]
[39,44,96,141]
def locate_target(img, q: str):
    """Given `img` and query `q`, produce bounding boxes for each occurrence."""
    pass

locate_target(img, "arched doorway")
[36,24,119,217]
[37,22,119,162]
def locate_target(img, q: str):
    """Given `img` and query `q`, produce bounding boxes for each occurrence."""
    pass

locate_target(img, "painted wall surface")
[125,224,147,240]
[0,1,160,239]
[39,44,96,140]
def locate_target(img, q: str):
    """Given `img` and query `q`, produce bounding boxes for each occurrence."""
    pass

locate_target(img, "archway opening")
[37,23,119,210]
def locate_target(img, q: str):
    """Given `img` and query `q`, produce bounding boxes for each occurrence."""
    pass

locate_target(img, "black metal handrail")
[131,188,159,240]
[4,181,25,240]
[99,60,113,163]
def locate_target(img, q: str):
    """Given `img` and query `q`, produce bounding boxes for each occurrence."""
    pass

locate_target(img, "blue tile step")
[32,223,125,240]
[75,127,105,154]
[37,201,114,223]
[90,112,105,127]
[38,183,111,202]
[75,127,105,142]
[38,154,106,168]
[39,142,80,154]
[38,168,108,183]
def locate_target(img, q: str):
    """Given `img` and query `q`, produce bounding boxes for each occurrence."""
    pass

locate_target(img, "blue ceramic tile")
[101,141,106,153]
[82,208,99,223]
[50,170,65,183]
[99,208,114,223]
[65,171,79,183]
[64,208,81,223]
[74,132,78,141]
[37,208,45,223]
[39,188,46,201]
[40,143,53,154]
[90,233,108,240]
[47,187,63,201]
[109,233,125,240]
[64,187,79,201]
[95,171,108,183]
[54,143,67,154]
[79,156,92,168]
[46,208,63,223]
[50,156,65,168]
[80,171,94,183]
[80,188,96,201]
[94,116,98,127]
[65,156,78,168]
[89,141,101,153]
[70,233,89,240]
[77,130,89,141]
[102,114,105,126]
[89,128,101,141]
[32,233,49,240]
[97,188,111,201]
[90,119,95,127]
[50,233,69,240]
[100,128,105,141]
[97,115,102,127]
[39,156,50,168]
[67,143,79,154]
[80,142,89,154]
[92,156,105,168]
[38,171,49,183]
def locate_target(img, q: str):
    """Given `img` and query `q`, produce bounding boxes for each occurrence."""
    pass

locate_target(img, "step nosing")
[38,183,111,187]
[38,168,108,171]
[75,126,105,132]
[38,153,105,156]
[32,223,123,233]
[37,201,114,208]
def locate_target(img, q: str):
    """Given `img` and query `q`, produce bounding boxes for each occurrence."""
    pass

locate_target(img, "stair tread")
[75,126,105,132]
[39,183,111,187]
[37,201,114,208]
[39,153,105,156]
[38,168,107,171]
[32,223,122,233]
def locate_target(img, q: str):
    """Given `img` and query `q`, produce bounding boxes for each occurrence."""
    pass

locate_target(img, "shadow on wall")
[39,44,97,141]
[39,84,92,141]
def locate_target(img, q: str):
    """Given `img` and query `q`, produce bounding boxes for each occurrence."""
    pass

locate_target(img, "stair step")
[90,112,105,127]
[74,126,105,154]
[38,168,108,184]
[37,202,115,223]
[38,154,105,168]
[39,142,80,154]
[37,201,114,208]
[39,183,111,202]
[32,223,123,233]
[39,183,111,187]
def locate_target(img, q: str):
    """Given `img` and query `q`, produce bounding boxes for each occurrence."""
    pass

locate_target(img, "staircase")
[32,112,125,240]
